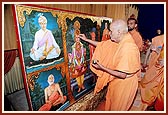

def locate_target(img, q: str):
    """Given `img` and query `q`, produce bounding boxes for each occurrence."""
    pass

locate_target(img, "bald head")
[110,19,128,33]
[109,19,128,42]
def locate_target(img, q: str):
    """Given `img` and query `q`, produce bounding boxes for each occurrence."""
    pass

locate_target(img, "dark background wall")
[137,4,164,41]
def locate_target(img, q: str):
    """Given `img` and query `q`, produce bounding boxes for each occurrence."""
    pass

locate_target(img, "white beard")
[48,81,54,86]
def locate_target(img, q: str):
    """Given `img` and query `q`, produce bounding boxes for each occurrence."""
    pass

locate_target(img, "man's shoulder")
[135,30,142,38]
[122,34,139,49]
[153,34,164,39]
[152,34,164,43]
[101,39,118,47]
[130,30,142,37]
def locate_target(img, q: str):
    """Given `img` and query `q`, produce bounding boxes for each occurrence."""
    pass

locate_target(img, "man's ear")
[135,24,137,28]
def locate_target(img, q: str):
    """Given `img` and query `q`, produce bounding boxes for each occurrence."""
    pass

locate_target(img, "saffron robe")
[89,32,96,61]
[91,33,140,110]
[147,35,164,69]
[129,29,143,81]
[102,28,110,41]
[129,29,143,51]
[90,40,118,94]
[38,91,66,111]
[105,33,140,111]
[89,44,95,62]
[140,44,164,111]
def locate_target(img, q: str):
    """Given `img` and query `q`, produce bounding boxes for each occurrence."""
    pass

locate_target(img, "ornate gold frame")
[15,4,104,110]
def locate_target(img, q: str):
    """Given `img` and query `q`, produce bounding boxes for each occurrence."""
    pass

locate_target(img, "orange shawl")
[105,33,140,111]
[129,29,143,51]
[148,35,164,69]
[90,40,118,94]
[140,44,164,110]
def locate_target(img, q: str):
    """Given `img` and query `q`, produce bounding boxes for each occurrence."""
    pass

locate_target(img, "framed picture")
[13,4,111,111]
[66,17,98,99]
[29,68,69,111]
[65,16,113,99]
[13,4,72,111]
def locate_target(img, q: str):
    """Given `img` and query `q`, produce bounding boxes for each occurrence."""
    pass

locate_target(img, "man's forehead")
[128,20,136,23]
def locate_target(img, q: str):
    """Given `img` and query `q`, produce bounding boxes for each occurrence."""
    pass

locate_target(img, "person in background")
[89,28,97,83]
[127,14,143,81]
[141,39,151,72]
[127,14,143,52]
[156,29,162,36]
[102,22,110,41]
[143,34,164,70]
[89,28,96,61]
[139,43,164,111]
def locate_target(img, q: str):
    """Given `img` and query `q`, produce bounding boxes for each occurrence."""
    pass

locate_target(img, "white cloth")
[30,29,60,61]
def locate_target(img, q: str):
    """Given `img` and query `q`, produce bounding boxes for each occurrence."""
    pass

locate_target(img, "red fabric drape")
[4,50,17,74]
